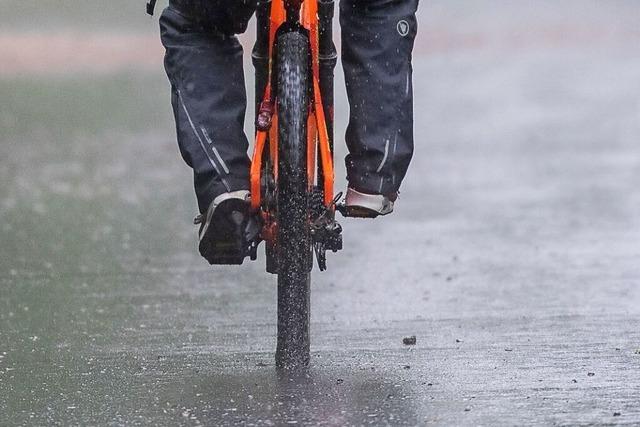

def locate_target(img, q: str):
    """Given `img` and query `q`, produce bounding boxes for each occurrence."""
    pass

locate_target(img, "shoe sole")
[341,205,393,219]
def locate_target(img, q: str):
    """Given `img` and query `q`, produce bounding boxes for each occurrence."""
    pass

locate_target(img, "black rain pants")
[160,0,418,213]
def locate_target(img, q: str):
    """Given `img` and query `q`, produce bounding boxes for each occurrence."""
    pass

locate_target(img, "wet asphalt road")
[2,1,640,425]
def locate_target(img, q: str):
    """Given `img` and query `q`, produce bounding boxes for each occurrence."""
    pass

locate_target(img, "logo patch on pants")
[397,20,410,37]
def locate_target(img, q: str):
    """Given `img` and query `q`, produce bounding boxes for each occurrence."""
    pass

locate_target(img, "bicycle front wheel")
[275,30,312,369]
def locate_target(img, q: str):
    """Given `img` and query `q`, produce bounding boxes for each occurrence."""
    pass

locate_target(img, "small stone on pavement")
[402,336,416,345]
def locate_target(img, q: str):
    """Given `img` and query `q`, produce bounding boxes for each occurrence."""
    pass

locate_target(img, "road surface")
[1,1,639,425]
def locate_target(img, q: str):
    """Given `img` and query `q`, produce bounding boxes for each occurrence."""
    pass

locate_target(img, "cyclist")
[158,0,418,264]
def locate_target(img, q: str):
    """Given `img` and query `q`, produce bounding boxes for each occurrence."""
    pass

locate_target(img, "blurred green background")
[0,0,190,277]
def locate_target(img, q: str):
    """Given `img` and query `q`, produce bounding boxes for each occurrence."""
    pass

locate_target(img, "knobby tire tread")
[275,31,312,369]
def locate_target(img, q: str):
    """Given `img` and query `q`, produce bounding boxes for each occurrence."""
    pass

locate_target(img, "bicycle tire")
[275,30,312,369]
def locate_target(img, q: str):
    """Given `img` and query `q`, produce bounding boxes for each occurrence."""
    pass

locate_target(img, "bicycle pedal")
[335,202,348,217]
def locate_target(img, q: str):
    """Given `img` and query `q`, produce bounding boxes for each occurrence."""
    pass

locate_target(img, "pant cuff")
[197,176,249,213]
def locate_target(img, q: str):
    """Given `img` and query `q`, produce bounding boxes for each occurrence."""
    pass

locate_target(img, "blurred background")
[1,0,639,425]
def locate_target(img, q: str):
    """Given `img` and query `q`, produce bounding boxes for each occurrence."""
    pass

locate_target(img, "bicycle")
[249,0,343,369]
[148,0,343,369]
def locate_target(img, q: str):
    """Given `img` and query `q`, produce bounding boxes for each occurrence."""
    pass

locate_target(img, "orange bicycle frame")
[249,0,336,212]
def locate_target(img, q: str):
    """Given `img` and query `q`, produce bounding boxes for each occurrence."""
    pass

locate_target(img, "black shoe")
[193,190,260,265]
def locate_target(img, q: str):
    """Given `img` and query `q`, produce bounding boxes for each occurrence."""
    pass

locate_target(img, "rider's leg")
[340,0,418,206]
[160,0,258,263]
[160,0,256,214]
